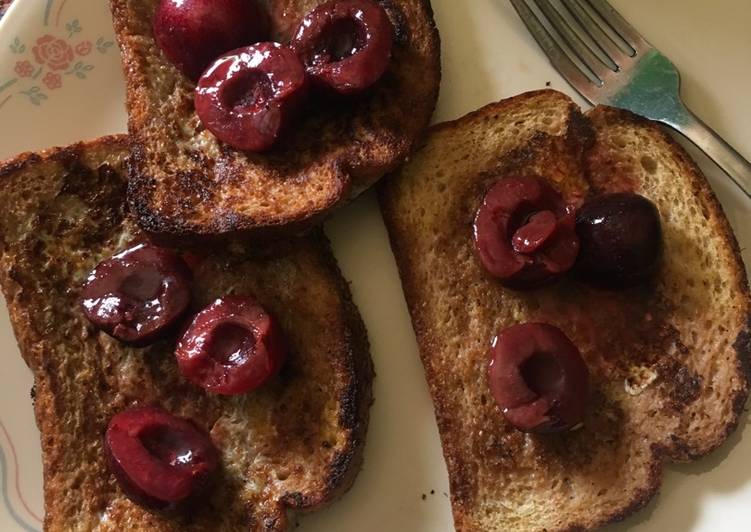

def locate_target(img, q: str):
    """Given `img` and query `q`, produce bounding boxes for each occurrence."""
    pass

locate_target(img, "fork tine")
[533,0,612,81]
[563,0,633,67]
[586,0,650,52]
[510,0,597,94]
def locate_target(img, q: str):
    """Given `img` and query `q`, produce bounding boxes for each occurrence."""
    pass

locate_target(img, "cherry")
[575,193,663,288]
[153,0,269,81]
[194,43,308,152]
[473,176,580,289]
[175,296,286,395]
[81,244,192,345]
[104,406,219,510]
[488,323,589,433]
[512,211,557,254]
[290,0,393,95]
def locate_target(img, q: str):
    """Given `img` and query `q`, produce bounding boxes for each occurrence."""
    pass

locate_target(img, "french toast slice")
[0,135,374,531]
[379,90,751,531]
[110,0,441,238]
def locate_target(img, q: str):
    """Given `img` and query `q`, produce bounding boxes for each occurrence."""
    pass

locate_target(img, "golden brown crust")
[110,0,441,238]
[0,134,130,187]
[0,138,373,531]
[586,105,750,462]
[379,91,750,531]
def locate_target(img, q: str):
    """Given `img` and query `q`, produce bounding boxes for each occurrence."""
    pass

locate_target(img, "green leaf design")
[64,62,95,79]
[66,19,82,38]
[0,79,18,93]
[65,62,82,75]
[20,86,48,106]
[96,37,115,54]
[9,37,24,53]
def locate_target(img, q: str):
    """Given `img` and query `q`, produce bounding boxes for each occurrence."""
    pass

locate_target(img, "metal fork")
[510,0,751,199]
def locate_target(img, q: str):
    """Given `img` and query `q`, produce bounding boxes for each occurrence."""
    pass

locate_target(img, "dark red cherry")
[153,0,269,81]
[290,0,393,95]
[575,193,663,288]
[104,407,219,510]
[488,323,589,433]
[194,43,307,152]
[81,244,192,345]
[175,296,286,395]
[512,210,558,254]
[473,176,580,289]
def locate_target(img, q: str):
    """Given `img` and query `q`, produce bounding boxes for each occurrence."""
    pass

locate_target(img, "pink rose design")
[42,72,62,90]
[14,60,34,77]
[32,35,74,71]
[75,41,92,56]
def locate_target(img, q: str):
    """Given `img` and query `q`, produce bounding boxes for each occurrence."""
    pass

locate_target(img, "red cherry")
[175,296,287,395]
[290,0,393,95]
[194,43,307,152]
[104,407,219,510]
[473,176,580,289]
[512,210,558,254]
[575,193,663,288]
[488,323,589,433]
[153,0,269,81]
[81,244,192,345]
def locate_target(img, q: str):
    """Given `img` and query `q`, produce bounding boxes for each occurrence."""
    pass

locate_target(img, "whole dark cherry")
[290,0,393,95]
[473,176,580,289]
[175,296,287,395]
[194,43,308,152]
[153,0,269,80]
[575,192,663,288]
[105,406,219,510]
[488,323,590,433]
[81,244,192,345]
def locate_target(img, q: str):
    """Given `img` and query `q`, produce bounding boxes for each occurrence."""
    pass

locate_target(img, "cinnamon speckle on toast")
[0,136,374,531]
[110,0,441,238]
[379,90,750,531]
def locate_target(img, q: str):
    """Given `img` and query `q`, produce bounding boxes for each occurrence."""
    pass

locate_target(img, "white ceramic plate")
[0,1,749,530]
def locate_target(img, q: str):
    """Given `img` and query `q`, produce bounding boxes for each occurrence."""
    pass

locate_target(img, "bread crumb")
[625,366,658,395]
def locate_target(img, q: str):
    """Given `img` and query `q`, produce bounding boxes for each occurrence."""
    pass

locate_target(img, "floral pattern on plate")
[0,6,116,532]
[1,7,114,108]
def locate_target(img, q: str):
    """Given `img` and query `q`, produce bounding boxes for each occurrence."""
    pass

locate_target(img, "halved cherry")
[488,323,589,433]
[81,244,192,345]
[175,296,286,395]
[290,0,393,95]
[473,176,580,289]
[153,0,269,81]
[194,43,307,152]
[105,406,219,510]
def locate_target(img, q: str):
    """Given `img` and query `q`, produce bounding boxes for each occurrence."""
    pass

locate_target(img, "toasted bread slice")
[379,90,751,531]
[0,135,374,531]
[110,0,440,238]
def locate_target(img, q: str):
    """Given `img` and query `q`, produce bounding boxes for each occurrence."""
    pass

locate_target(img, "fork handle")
[669,108,751,200]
